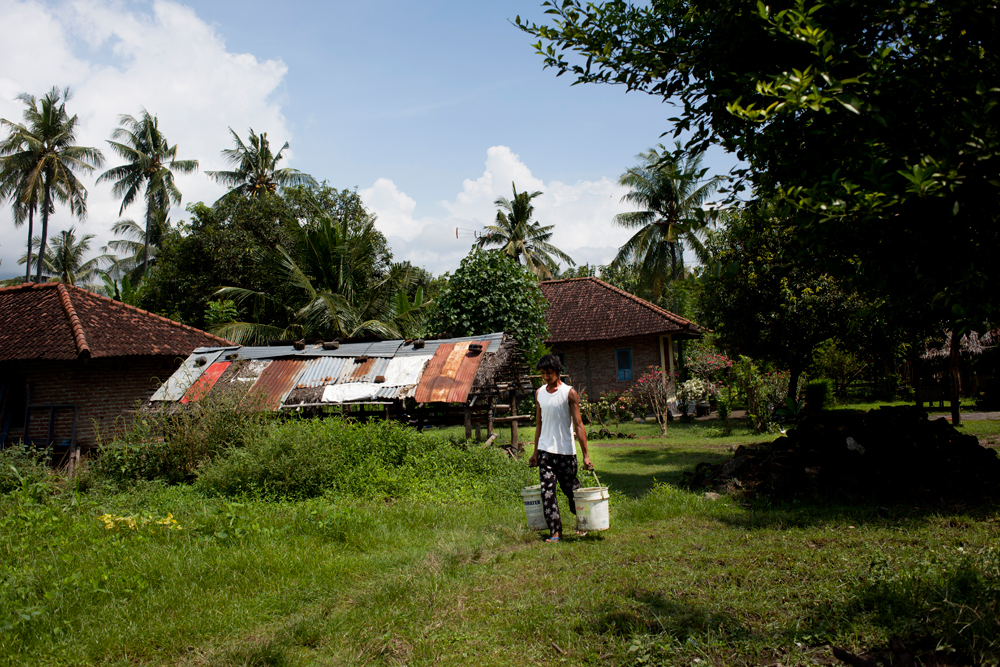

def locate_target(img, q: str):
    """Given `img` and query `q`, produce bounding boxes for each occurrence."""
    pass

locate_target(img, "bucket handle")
[585,466,603,489]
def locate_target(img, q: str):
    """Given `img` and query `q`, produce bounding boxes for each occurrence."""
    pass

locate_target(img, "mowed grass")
[2,416,999,667]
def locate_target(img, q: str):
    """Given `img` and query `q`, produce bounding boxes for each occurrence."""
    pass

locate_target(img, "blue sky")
[0,0,736,279]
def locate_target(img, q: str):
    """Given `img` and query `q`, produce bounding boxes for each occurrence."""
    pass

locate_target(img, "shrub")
[632,366,674,436]
[684,340,732,382]
[715,387,732,436]
[0,444,50,495]
[427,249,549,366]
[195,416,533,502]
[91,394,276,486]
[804,378,835,411]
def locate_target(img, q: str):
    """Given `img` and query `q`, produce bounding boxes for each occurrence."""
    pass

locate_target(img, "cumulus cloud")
[0,0,290,277]
[362,145,636,276]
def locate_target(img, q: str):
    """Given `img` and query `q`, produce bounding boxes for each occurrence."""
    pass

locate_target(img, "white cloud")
[0,0,290,278]
[362,145,636,276]
[358,178,417,240]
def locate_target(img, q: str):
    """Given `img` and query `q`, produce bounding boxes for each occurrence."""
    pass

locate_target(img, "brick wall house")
[0,282,230,458]
[539,278,702,400]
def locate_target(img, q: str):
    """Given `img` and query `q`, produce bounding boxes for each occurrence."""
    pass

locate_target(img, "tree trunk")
[949,327,962,426]
[787,365,802,404]
[35,184,50,284]
[23,205,34,283]
[143,199,152,275]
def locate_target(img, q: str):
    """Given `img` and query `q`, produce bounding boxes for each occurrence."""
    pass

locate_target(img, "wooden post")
[464,405,472,440]
[667,334,676,403]
[949,327,962,426]
[510,390,518,448]
[915,357,923,410]
[487,400,494,437]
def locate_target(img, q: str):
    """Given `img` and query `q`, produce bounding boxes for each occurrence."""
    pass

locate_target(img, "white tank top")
[536,383,575,455]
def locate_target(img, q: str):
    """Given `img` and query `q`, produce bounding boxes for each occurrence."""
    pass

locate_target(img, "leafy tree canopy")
[699,205,861,400]
[428,249,549,363]
[520,0,1000,330]
[139,191,299,327]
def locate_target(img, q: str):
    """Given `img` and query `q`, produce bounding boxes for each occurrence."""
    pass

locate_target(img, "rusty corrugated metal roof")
[150,349,225,401]
[245,358,309,409]
[413,342,486,404]
[349,356,377,381]
[181,361,230,403]
[295,357,351,388]
[449,346,485,402]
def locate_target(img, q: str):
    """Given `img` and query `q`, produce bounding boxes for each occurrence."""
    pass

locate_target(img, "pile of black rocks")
[683,406,1000,501]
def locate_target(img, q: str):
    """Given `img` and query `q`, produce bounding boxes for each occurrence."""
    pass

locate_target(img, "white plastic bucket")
[573,486,611,531]
[521,485,547,530]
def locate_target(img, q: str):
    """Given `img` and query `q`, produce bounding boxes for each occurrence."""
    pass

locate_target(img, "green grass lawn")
[2,416,998,666]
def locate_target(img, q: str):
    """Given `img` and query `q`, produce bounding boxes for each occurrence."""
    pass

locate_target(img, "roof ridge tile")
[56,283,91,359]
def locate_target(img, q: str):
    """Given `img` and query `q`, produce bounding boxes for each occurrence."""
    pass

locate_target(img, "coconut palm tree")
[475,182,574,280]
[206,128,314,199]
[19,226,113,287]
[101,209,172,284]
[0,87,103,283]
[97,110,197,274]
[0,146,44,283]
[611,143,724,301]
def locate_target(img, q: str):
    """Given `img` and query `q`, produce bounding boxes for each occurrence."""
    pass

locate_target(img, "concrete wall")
[1,356,179,450]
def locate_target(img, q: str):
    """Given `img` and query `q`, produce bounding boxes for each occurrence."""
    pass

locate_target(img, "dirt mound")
[683,406,1000,501]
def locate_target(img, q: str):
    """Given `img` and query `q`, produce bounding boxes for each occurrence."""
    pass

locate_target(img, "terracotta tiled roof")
[0,282,232,362]
[539,277,702,343]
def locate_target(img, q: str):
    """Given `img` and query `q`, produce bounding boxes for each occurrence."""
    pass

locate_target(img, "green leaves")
[427,249,549,363]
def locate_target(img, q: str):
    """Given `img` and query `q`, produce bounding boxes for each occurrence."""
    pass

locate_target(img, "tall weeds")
[91,393,275,485]
[196,416,533,501]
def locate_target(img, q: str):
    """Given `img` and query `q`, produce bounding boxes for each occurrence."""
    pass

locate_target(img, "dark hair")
[536,354,562,373]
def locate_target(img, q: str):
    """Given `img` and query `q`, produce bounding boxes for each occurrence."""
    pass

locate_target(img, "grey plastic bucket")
[521,485,547,530]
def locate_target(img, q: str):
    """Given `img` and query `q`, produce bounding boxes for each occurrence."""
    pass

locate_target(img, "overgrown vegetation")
[195,416,533,502]
[2,412,999,666]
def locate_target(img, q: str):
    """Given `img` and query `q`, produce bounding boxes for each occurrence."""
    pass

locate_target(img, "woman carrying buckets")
[528,354,592,542]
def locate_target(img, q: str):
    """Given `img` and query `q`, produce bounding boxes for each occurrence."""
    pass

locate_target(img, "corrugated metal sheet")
[231,359,270,385]
[375,385,418,400]
[150,350,225,401]
[295,357,351,388]
[382,357,428,385]
[181,361,230,403]
[321,383,381,403]
[238,346,299,360]
[193,346,240,355]
[153,332,504,406]
[413,341,486,404]
[349,356,377,381]
[354,357,390,382]
[449,346,486,402]
[365,340,405,356]
[317,342,375,357]
[413,343,452,401]
[246,358,309,409]
[395,333,502,357]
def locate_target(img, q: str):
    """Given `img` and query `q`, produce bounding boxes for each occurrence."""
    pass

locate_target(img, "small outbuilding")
[539,277,703,400]
[0,282,231,461]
